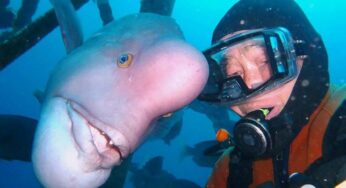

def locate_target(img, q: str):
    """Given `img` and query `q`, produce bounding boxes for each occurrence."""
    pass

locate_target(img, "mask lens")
[223,79,242,97]
[220,78,243,102]
[211,36,273,90]
[198,27,298,105]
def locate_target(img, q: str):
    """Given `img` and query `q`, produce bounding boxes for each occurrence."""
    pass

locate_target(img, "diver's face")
[222,37,273,89]
[221,32,303,120]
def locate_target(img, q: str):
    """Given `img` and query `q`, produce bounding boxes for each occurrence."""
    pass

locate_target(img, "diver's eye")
[117,53,133,68]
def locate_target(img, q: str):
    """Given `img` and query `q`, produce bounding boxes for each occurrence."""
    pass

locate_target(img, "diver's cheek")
[265,82,298,119]
[265,102,284,120]
[264,92,289,120]
[230,105,246,117]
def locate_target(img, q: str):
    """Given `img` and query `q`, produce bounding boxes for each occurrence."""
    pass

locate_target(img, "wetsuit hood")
[212,0,330,155]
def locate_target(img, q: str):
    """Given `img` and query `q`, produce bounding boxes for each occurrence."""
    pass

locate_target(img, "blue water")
[0,1,345,187]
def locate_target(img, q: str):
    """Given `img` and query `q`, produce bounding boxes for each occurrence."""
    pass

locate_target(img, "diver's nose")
[243,64,266,89]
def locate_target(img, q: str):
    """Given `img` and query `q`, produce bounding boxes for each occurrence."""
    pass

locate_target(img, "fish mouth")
[62,97,130,168]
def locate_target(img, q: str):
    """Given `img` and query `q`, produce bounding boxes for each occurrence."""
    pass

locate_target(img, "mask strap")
[294,40,308,59]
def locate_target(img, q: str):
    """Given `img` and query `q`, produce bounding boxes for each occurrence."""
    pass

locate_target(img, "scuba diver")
[198,0,346,187]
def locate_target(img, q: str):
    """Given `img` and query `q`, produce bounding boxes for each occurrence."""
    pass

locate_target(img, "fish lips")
[64,97,131,168]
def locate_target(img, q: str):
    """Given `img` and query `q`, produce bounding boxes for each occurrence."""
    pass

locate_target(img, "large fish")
[31,13,208,188]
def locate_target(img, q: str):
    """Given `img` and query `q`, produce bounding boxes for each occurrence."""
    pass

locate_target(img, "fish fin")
[204,141,235,157]
[203,142,224,156]
[143,156,164,174]
[162,118,183,145]
[178,143,194,163]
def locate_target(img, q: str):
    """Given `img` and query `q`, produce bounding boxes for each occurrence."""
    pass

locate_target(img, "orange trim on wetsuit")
[206,152,231,188]
[206,85,346,188]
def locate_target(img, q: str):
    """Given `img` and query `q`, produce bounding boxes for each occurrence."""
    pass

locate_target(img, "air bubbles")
[301,80,310,87]
[290,96,296,101]
[265,7,272,12]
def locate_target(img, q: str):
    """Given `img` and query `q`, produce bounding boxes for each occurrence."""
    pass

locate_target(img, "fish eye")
[117,53,133,68]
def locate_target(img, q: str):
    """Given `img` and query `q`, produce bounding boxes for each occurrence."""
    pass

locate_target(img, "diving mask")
[198,27,307,106]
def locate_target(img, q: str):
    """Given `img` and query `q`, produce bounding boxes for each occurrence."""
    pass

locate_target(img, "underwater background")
[0,0,345,187]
